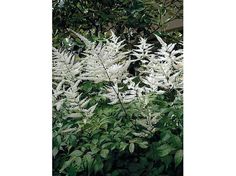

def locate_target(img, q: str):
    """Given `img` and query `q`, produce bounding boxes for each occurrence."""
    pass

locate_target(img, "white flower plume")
[52,47,84,82]
[103,83,137,105]
[52,48,97,119]
[53,32,183,111]
[132,37,154,61]
[79,32,131,84]
[133,35,183,94]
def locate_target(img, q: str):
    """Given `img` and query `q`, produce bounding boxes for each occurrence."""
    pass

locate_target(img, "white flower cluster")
[133,35,183,94]
[80,31,131,84]
[103,83,137,105]
[103,34,183,104]
[52,31,183,122]
[52,48,97,121]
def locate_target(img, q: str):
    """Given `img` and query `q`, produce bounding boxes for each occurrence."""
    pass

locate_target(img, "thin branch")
[97,55,128,117]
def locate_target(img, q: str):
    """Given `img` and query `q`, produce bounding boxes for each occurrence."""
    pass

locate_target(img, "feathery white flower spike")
[154,34,167,47]
[53,32,182,121]
[132,37,153,60]
[132,35,183,94]
[52,48,97,119]
[103,83,137,105]
[79,32,131,84]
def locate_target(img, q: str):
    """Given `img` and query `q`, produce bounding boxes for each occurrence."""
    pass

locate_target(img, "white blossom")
[52,48,97,119]
[80,32,131,84]
[132,37,154,60]
[53,32,183,114]
[103,83,137,105]
[133,35,183,94]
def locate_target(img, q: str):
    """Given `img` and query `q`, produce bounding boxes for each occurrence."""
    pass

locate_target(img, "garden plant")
[52,30,183,175]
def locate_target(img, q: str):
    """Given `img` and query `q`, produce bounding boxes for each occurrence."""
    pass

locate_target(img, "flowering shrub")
[53,31,183,176]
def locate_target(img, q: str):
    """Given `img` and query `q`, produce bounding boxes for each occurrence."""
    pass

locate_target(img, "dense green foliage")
[53,0,183,48]
[53,94,183,176]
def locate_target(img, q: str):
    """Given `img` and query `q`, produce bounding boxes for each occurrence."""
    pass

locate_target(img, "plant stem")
[97,55,128,117]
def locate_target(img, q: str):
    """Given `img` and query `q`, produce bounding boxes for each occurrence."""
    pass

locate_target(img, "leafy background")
[53,0,183,48]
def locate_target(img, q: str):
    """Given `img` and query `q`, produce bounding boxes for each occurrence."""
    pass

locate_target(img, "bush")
[52,32,183,175]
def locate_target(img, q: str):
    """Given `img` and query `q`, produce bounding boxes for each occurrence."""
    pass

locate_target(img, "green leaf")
[102,142,113,149]
[172,135,182,148]
[100,149,109,158]
[92,139,98,144]
[52,147,58,157]
[83,153,94,172]
[75,157,82,166]
[161,155,173,169]
[156,165,165,175]
[138,141,148,149]
[94,157,104,173]
[69,134,77,146]
[174,149,183,168]
[56,135,61,146]
[90,145,100,154]
[60,159,73,173]
[129,143,135,153]
[157,144,174,157]
[111,170,120,176]
[120,142,128,151]
[70,150,83,157]
[160,130,171,142]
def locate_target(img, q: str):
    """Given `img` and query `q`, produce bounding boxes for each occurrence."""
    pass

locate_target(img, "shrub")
[52,32,183,176]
